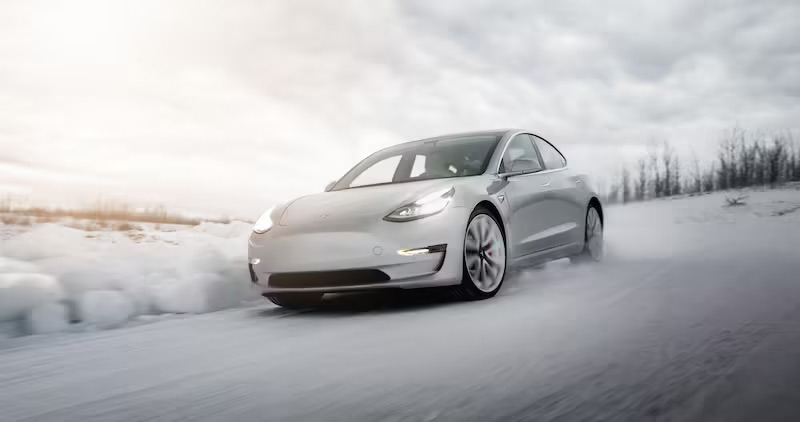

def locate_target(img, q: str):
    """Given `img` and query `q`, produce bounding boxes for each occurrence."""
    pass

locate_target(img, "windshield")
[332,135,501,190]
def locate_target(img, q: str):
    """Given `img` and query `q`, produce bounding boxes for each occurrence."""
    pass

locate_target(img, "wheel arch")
[474,200,506,241]
[588,196,603,225]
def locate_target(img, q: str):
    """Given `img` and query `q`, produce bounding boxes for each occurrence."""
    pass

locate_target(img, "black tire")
[449,206,507,301]
[572,203,604,264]
[265,292,323,309]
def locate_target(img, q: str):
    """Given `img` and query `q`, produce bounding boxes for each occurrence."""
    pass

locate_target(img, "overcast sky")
[1,0,798,217]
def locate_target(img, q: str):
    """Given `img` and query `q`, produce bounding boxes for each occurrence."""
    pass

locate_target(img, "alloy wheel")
[585,207,604,261]
[464,214,506,292]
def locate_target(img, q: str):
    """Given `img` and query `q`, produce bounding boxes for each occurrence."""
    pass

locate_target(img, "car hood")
[279,179,456,226]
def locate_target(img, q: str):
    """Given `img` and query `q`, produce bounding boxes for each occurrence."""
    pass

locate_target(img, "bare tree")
[738,131,758,187]
[703,163,716,192]
[788,132,800,181]
[765,136,787,187]
[621,167,631,204]
[793,132,800,181]
[672,153,682,195]
[661,140,674,196]
[635,158,647,200]
[717,128,740,190]
[754,139,766,186]
[717,142,729,190]
[648,145,662,198]
[606,182,621,204]
[785,134,797,181]
[729,128,741,188]
[613,127,798,204]
[689,151,702,193]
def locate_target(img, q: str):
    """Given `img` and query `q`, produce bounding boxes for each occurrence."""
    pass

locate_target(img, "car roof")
[370,129,531,157]
[396,129,520,146]
[416,129,514,141]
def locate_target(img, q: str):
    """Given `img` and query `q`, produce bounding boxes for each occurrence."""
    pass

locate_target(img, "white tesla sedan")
[248,129,603,308]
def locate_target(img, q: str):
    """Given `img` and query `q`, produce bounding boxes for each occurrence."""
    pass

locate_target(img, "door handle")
[574,178,582,184]
[542,179,551,187]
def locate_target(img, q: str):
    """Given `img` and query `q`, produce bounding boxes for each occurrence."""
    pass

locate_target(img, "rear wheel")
[450,207,507,300]
[573,204,604,263]
[265,292,323,309]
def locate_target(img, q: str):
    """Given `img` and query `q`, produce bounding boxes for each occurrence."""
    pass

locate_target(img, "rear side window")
[500,134,543,173]
[533,136,566,169]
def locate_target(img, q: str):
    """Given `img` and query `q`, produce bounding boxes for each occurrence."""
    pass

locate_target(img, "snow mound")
[177,245,230,277]
[25,302,70,335]
[0,220,261,336]
[0,272,64,321]
[77,290,136,329]
[153,273,241,314]
[0,257,41,273]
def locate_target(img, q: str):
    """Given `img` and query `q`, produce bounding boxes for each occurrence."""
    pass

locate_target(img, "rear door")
[531,135,585,247]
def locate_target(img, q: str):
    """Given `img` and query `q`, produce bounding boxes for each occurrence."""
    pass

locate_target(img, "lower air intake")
[269,269,390,288]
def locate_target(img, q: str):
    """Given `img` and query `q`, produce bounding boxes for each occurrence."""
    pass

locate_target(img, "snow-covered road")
[2,190,800,421]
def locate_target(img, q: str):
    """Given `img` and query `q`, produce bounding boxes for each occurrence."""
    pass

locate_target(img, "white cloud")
[1,0,799,217]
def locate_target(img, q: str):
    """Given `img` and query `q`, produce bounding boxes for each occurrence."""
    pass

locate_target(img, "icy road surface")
[3,191,800,421]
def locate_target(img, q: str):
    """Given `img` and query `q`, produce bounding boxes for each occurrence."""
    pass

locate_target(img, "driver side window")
[500,134,543,173]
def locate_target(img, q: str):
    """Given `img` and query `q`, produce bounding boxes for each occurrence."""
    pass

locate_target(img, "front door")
[499,134,564,258]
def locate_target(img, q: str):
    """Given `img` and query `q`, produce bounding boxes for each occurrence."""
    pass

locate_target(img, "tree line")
[606,127,800,204]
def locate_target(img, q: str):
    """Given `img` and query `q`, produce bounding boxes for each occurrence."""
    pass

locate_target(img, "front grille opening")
[269,269,390,289]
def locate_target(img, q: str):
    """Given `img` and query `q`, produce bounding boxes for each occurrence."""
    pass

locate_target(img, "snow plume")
[0,221,260,336]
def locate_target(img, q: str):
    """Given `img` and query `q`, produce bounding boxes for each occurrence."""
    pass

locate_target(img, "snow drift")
[0,221,260,336]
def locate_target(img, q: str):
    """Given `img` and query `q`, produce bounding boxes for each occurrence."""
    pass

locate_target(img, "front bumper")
[247,207,468,293]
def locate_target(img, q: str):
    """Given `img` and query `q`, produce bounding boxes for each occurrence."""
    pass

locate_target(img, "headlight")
[384,187,455,222]
[253,207,275,233]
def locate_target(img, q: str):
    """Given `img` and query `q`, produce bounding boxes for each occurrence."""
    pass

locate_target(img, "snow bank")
[152,273,241,314]
[25,302,70,335]
[604,187,800,260]
[0,257,41,273]
[0,220,260,336]
[0,272,64,321]
[77,290,136,329]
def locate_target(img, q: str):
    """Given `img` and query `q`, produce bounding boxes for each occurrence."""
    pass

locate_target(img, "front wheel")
[265,292,323,309]
[450,207,507,300]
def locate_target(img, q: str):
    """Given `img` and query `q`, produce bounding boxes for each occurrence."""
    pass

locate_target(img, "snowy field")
[1,185,799,339]
[605,184,800,260]
[2,186,800,421]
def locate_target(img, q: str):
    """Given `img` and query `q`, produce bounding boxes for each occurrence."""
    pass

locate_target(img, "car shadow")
[253,288,464,318]
[251,260,585,319]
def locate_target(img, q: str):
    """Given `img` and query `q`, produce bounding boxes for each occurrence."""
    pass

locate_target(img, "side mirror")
[324,181,337,192]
